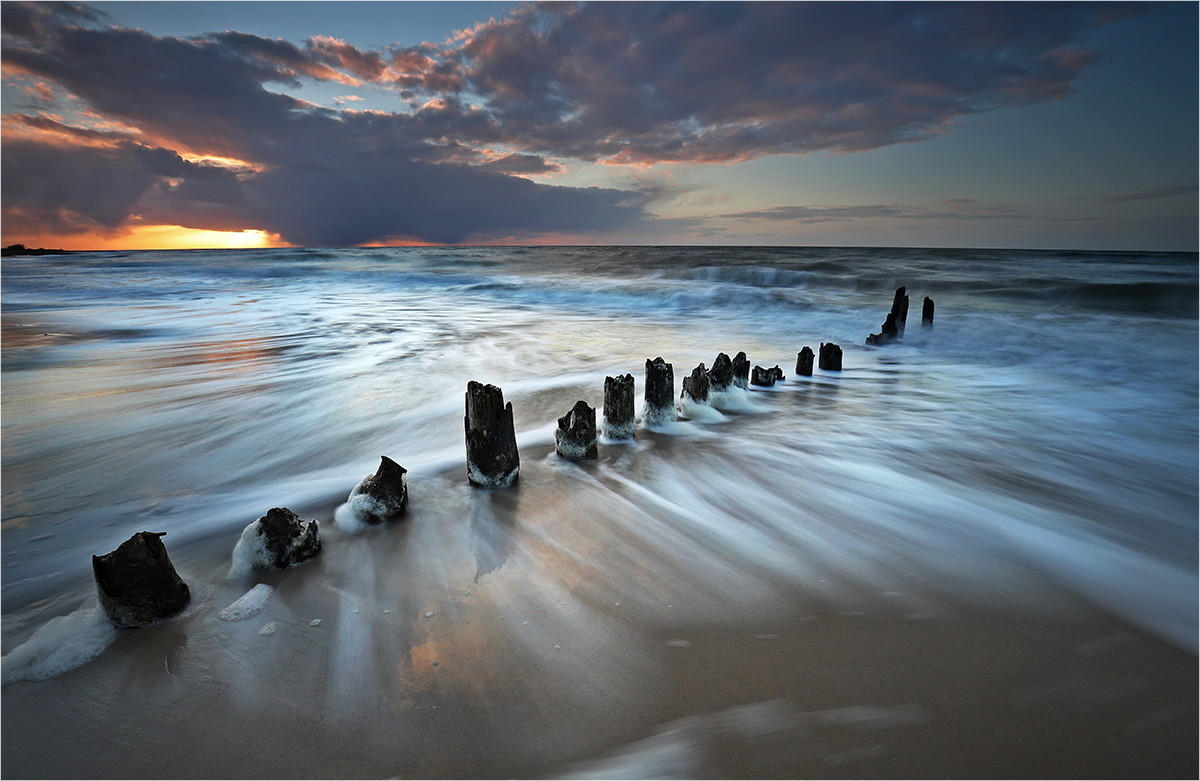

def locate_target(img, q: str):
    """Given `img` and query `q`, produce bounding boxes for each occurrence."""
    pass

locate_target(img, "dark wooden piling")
[602,373,636,439]
[796,346,814,376]
[465,381,520,486]
[348,456,409,523]
[253,507,322,569]
[555,400,598,460]
[923,296,935,325]
[891,286,909,336]
[732,351,751,389]
[92,531,190,628]
[682,362,711,403]
[643,357,678,424]
[708,353,734,392]
[751,365,784,387]
[819,342,843,371]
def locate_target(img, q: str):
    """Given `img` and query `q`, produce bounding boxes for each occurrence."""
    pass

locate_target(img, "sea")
[1,245,1197,773]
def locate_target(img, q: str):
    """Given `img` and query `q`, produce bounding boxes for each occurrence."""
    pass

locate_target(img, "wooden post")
[93,531,191,628]
[347,456,409,523]
[751,365,784,386]
[922,296,935,325]
[465,381,520,486]
[602,373,636,439]
[819,342,843,371]
[682,362,711,403]
[732,351,750,389]
[708,353,733,392]
[891,286,909,336]
[556,400,598,460]
[796,346,814,376]
[643,357,678,424]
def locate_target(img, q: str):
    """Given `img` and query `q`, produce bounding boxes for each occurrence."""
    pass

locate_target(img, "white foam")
[708,385,768,414]
[1,601,119,684]
[555,435,596,460]
[600,415,636,440]
[333,501,370,533]
[228,520,272,579]
[677,396,727,423]
[334,473,400,531]
[227,515,319,577]
[467,461,520,487]
[639,402,679,428]
[218,583,274,621]
[638,417,713,438]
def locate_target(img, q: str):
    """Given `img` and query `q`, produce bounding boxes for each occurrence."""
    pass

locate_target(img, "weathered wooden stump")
[602,373,636,439]
[868,312,899,345]
[732,351,750,389]
[891,286,909,336]
[751,365,784,387]
[819,342,843,371]
[708,353,734,392]
[234,507,322,573]
[643,357,678,424]
[93,531,191,628]
[556,400,598,460]
[347,456,409,523]
[465,381,520,486]
[796,346,815,376]
[923,296,935,325]
[682,362,711,403]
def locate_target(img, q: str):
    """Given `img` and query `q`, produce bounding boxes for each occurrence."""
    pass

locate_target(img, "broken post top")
[465,381,512,429]
[682,362,711,402]
[465,380,520,486]
[732,351,750,388]
[556,400,598,460]
[819,342,843,371]
[708,353,733,390]
[558,399,595,430]
[375,455,407,479]
[92,530,190,628]
[603,373,636,439]
[796,346,815,376]
[644,357,675,406]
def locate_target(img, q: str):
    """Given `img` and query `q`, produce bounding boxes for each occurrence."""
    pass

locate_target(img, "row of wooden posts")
[465,343,843,487]
[90,287,932,630]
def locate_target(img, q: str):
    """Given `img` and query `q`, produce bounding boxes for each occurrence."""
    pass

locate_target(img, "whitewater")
[1,245,1196,777]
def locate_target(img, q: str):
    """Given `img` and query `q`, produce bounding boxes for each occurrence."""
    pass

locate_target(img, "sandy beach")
[3,434,1196,779]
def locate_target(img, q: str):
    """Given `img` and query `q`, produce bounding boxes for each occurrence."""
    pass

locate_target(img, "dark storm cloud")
[448,1,1137,163]
[1,1,1133,244]
[1,133,247,233]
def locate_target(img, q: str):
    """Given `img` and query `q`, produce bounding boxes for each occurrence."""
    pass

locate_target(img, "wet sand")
[2,437,1196,779]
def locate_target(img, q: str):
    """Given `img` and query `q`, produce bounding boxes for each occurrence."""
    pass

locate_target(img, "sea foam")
[219,583,274,621]
[1,601,119,685]
[676,395,727,423]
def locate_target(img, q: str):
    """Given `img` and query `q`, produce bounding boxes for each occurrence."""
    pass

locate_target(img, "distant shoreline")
[2,244,77,257]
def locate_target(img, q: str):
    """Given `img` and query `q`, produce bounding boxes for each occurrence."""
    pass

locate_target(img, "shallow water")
[1,245,1197,776]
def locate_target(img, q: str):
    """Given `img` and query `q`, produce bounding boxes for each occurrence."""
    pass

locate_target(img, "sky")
[1,1,1196,251]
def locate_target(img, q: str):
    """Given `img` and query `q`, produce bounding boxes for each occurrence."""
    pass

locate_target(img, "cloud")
[720,201,1030,224]
[445,1,1138,163]
[1093,185,1199,203]
[0,1,1137,245]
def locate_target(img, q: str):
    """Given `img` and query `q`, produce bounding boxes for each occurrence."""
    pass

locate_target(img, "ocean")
[2,245,1197,777]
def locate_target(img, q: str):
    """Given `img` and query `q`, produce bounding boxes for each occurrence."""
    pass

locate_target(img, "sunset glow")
[9,226,287,251]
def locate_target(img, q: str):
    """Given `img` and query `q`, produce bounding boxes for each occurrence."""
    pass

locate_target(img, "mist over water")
[2,245,1197,686]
